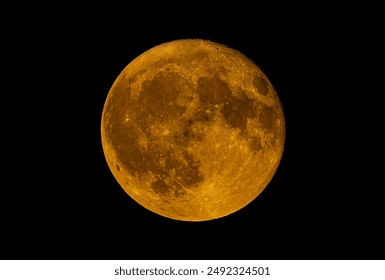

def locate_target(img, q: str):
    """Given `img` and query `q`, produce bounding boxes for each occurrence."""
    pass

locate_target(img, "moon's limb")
[101,39,285,221]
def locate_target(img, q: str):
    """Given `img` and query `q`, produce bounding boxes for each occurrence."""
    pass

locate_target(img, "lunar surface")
[101,39,285,221]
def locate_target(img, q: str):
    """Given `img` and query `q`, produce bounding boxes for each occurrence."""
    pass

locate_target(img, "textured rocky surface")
[101,39,285,221]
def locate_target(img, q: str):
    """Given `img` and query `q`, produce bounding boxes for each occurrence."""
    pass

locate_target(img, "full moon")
[101,39,285,221]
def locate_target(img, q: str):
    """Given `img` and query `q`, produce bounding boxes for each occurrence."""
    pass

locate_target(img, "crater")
[253,75,270,96]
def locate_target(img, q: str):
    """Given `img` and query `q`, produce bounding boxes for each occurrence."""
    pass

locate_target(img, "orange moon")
[101,39,285,221]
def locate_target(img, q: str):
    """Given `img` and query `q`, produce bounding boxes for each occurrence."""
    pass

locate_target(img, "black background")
[2,5,383,260]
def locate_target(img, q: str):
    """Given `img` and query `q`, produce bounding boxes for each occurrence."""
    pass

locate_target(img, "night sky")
[2,7,382,260]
